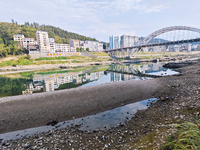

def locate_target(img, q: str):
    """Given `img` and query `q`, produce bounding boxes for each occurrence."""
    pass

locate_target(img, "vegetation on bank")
[88,52,109,56]
[161,120,200,150]
[0,77,27,97]
[0,21,98,58]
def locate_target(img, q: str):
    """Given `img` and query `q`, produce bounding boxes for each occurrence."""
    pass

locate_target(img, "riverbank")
[0,52,199,76]
[1,60,200,149]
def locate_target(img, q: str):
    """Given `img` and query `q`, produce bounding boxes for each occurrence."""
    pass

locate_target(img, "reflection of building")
[22,89,33,95]
[111,73,121,82]
[28,70,105,93]
[43,79,54,92]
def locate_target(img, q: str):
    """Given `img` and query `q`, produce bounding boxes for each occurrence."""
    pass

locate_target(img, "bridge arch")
[142,26,200,44]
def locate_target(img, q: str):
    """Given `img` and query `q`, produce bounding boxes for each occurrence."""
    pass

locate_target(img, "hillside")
[0,22,98,57]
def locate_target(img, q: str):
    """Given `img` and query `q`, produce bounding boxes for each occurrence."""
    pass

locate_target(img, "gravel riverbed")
[0,60,200,149]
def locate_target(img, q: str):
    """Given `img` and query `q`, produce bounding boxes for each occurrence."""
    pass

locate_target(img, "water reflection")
[0,62,178,97]
[0,98,157,141]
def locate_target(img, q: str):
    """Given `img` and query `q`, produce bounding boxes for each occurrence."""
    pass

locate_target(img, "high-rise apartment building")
[109,35,120,50]
[36,30,50,53]
[114,36,120,49]
[120,35,139,48]
[109,35,114,50]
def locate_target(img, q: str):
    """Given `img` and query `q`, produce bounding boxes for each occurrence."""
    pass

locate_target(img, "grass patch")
[88,52,109,56]
[35,56,86,61]
[160,119,200,150]
[0,56,33,67]
[35,56,68,61]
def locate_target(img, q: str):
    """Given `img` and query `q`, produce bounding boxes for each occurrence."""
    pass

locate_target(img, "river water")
[0,62,178,98]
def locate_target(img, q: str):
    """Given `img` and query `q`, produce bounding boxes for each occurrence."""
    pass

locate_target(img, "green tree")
[80,47,84,52]
[0,44,7,57]
[9,44,18,55]
[86,48,89,51]
[76,47,80,52]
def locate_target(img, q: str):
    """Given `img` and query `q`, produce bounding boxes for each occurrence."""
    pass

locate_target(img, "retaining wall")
[30,52,82,59]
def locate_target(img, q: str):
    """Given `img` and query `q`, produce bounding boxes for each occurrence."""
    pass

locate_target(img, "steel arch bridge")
[105,26,200,57]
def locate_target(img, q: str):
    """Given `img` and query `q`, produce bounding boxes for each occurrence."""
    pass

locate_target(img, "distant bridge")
[105,26,200,57]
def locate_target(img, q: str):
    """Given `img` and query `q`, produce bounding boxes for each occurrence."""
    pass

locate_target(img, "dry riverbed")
[0,60,200,149]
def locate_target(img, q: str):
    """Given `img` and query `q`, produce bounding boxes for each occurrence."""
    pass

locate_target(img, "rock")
[2,142,10,146]
[25,143,31,148]
[180,115,184,119]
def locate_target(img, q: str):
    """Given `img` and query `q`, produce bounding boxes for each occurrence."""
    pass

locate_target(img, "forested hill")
[0,22,98,46]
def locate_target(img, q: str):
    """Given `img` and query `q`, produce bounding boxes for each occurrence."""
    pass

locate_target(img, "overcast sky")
[0,0,199,42]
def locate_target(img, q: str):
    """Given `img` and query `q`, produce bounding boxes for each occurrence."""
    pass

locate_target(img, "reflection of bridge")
[105,26,200,57]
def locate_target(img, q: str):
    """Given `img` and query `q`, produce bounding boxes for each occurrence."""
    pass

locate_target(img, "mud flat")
[0,78,163,134]
[1,60,200,149]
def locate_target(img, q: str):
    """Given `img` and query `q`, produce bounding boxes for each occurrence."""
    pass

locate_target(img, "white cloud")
[0,0,170,41]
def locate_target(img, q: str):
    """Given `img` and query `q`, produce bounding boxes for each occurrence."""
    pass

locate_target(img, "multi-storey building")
[109,35,114,50]
[49,42,56,53]
[13,34,25,46]
[36,30,50,53]
[27,44,40,54]
[49,42,71,53]
[114,36,120,49]
[109,35,121,49]
[70,47,76,52]
[70,39,80,49]
[120,35,139,48]
[84,40,103,52]
[22,38,34,49]
[56,43,70,52]
[98,42,103,51]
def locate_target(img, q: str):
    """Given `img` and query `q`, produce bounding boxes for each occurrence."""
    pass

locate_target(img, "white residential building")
[13,34,25,46]
[84,40,103,52]
[56,43,70,52]
[49,42,71,53]
[70,47,76,52]
[49,42,56,53]
[22,38,34,49]
[70,39,79,48]
[36,30,50,53]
